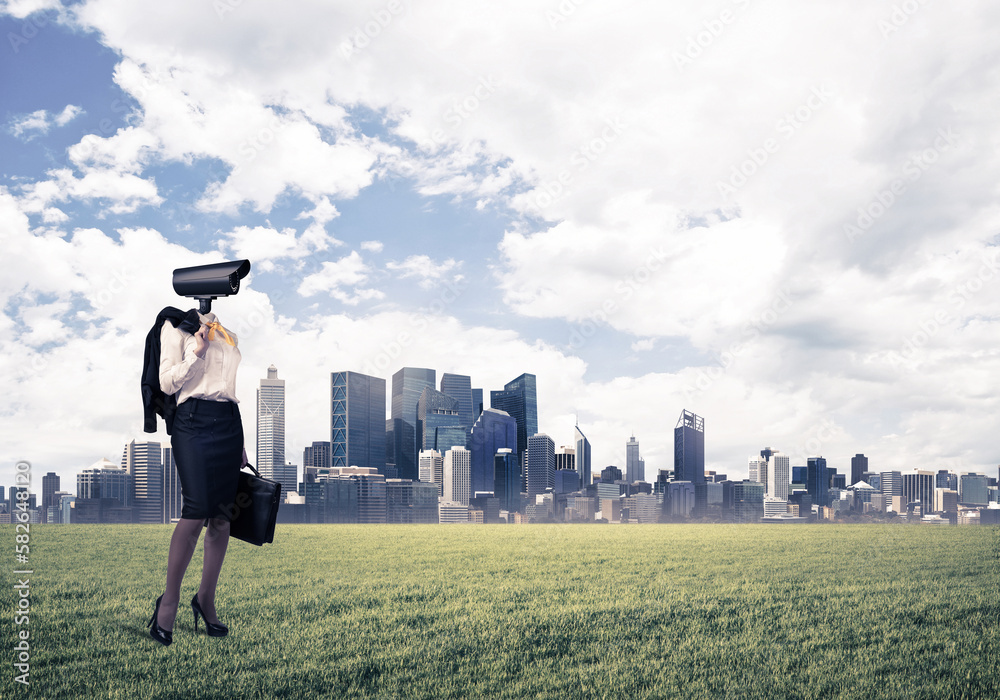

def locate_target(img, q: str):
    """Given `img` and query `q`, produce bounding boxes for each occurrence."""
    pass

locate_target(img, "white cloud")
[7,104,83,138]
[1,0,63,19]
[361,240,383,253]
[386,254,462,290]
[217,225,340,274]
[17,167,162,215]
[298,251,384,304]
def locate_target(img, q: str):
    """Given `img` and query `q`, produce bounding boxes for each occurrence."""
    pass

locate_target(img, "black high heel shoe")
[147,595,173,646]
[191,594,229,637]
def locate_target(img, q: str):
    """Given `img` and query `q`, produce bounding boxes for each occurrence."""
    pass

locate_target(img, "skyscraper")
[902,470,934,513]
[121,441,163,523]
[674,410,705,484]
[42,472,60,511]
[257,365,285,483]
[494,448,521,513]
[443,446,471,506]
[331,371,386,472]
[77,458,131,506]
[490,373,538,460]
[417,387,465,453]
[554,446,576,472]
[468,408,517,497]
[471,388,484,419]
[418,449,444,496]
[440,373,474,435]
[959,473,989,506]
[391,367,436,479]
[767,452,790,500]
[626,435,643,483]
[574,423,592,487]
[851,454,868,486]
[163,446,183,522]
[527,433,555,497]
[303,441,331,482]
[806,456,829,508]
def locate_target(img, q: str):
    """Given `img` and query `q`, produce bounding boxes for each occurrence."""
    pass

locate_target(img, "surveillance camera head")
[172,259,251,313]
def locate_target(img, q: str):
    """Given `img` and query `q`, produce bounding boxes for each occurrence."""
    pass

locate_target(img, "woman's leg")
[196,516,231,623]
[157,517,205,630]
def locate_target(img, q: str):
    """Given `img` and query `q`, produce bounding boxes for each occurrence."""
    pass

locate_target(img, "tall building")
[257,365,286,483]
[122,441,163,523]
[526,433,555,497]
[417,387,465,453]
[490,373,538,460]
[959,473,989,506]
[331,371,386,472]
[851,454,868,486]
[440,373,474,435]
[443,447,471,506]
[468,408,517,497]
[757,447,773,487]
[42,472,60,511]
[880,471,902,505]
[471,388,484,419]
[418,449,444,496]
[902,471,935,513]
[494,448,521,513]
[386,479,439,523]
[724,480,765,523]
[163,446,183,522]
[385,419,416,480]
[390,367,436,480]
[626,435,643,483]
[674,410,705,484]
[302,441,331,483]
[78,458,132,506]
[574,423,592,487]
[791,465,807,486]
[936,469,957,490]
[768,452,790,500]
[806,457,829,508]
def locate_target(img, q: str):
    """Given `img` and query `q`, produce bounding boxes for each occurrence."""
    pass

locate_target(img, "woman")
[147,309,245,646]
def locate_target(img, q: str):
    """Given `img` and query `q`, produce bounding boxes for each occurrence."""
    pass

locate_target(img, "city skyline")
[3,3,1000,492]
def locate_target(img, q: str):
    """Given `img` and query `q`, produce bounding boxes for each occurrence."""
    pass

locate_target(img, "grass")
[2,523,999,699]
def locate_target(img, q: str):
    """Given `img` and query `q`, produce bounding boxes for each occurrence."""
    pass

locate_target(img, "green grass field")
[3,523,999,699]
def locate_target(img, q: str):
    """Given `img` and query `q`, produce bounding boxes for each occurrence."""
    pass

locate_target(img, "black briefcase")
[229,463,281,546]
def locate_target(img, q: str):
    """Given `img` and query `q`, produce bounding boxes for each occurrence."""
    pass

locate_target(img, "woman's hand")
[193,324,209,358]
[241,447,248,468]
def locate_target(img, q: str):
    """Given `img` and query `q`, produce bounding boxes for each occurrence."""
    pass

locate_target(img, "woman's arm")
[159,322,209,395]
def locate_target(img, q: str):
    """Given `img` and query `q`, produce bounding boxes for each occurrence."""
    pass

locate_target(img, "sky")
[2,0,1000,495]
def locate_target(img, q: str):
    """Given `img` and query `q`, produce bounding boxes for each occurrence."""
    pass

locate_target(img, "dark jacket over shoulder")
[142,306,201,435]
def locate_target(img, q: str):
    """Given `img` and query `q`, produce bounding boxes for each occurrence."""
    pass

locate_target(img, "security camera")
[172,259,251,313]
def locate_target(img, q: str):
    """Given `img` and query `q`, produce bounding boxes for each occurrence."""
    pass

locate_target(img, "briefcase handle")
[242,462,262,478]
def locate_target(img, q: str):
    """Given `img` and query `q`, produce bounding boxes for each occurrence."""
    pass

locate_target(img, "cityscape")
[6,365,999,528]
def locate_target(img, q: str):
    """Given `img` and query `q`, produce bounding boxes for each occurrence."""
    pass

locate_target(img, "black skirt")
[171,398,244,521]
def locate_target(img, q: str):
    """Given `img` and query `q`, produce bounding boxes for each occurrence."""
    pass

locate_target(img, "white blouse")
[159,311,241,405]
